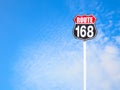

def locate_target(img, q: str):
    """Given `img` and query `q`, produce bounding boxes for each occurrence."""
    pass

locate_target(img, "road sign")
[73,15,97,41]
[73,15,97,90]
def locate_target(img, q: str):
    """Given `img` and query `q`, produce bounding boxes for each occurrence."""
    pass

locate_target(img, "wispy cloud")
[12,34,120,90]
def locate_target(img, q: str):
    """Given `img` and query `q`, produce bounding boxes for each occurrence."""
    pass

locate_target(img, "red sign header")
[74,15,96,24]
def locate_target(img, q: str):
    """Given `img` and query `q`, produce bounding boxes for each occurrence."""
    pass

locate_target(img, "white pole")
[83,41,86,90]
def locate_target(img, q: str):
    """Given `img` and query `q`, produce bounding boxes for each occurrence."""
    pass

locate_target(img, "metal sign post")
[83,41,86,90]
[73,15,97,90]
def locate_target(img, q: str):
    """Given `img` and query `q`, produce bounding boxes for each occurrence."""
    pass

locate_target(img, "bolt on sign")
[73,15,97,40]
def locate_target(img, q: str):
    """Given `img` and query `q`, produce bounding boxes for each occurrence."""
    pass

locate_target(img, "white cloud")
[12,36,120,90]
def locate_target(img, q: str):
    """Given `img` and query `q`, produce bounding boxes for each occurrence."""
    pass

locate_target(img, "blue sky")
[0,0,120,90]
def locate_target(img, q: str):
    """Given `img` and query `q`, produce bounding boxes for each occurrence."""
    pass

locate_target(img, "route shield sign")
[73,15,97,40]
